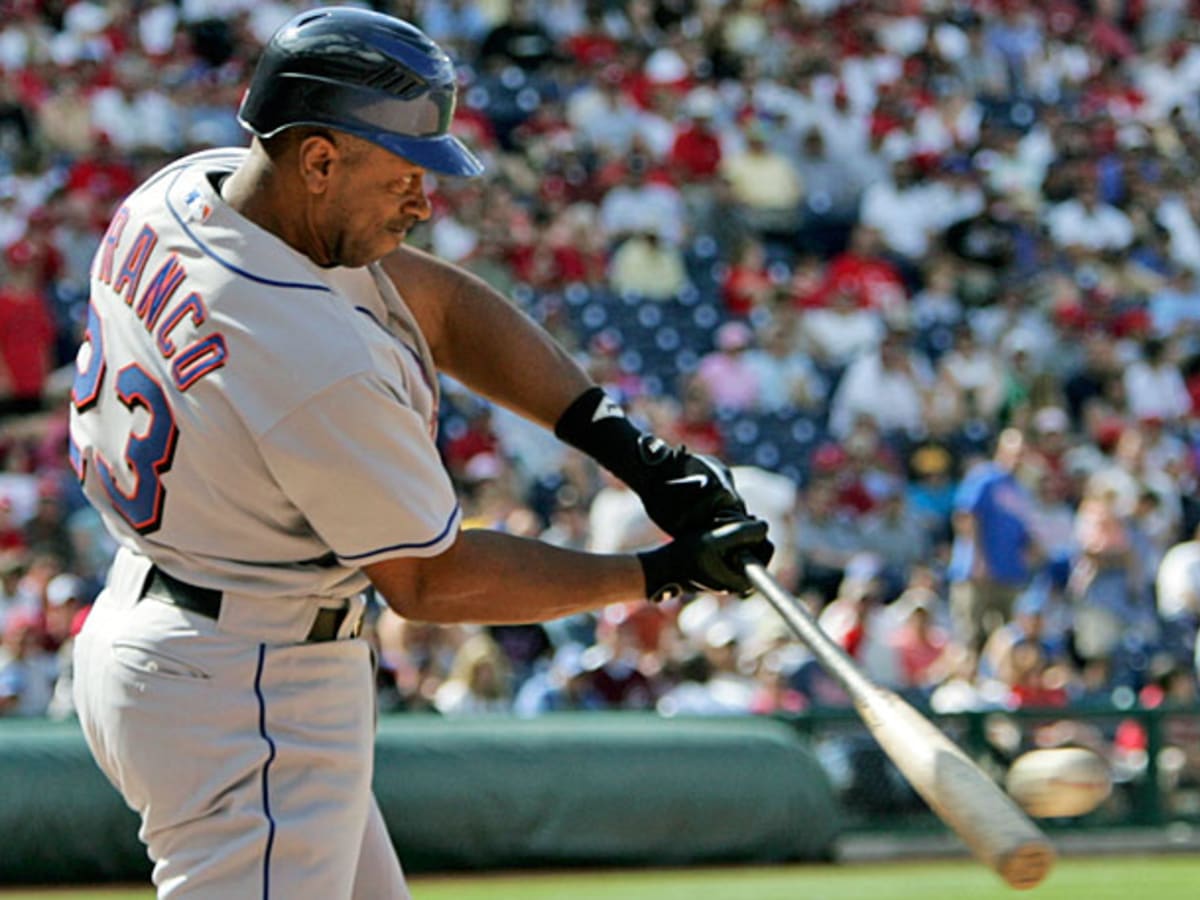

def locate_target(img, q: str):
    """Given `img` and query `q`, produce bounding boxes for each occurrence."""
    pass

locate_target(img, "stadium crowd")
[1,0,1199,803]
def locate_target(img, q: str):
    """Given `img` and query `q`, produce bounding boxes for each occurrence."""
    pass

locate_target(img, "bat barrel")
[742,561,1056,890]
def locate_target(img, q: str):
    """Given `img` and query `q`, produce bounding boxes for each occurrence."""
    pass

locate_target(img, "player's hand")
[554,388,750,536]
[637,518,774,603]
[631,438,748,536]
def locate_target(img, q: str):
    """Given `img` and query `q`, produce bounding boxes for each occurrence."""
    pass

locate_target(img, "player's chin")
[350,232,407,267]
[381,227,410,252]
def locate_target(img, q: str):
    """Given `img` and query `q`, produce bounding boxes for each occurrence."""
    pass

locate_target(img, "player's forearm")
[441,291,591,429]
[382,246,591,428]
[370,529,645,624]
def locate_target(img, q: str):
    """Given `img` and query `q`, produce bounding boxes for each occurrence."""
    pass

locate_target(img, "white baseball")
[1005,747,1113,818]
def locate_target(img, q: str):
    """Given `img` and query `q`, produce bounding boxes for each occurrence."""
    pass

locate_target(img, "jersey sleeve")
[257,372,460,565]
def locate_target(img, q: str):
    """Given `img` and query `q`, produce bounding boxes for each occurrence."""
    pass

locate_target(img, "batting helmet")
[238,7,483,177]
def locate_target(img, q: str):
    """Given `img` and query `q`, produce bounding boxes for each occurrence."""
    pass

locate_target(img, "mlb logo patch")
[183,188,213,223]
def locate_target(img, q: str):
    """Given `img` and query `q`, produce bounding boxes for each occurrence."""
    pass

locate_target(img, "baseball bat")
[744,561,1055,890]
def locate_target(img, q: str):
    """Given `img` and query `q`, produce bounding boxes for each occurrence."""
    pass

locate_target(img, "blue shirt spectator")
[949,432,1037,587]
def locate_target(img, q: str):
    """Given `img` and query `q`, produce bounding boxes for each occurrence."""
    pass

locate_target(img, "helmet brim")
[371,131,484,178]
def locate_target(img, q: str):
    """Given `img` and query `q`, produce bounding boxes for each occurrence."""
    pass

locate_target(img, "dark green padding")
[0,714,840,883]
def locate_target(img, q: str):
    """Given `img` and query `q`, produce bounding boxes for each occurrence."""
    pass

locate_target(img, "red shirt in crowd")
[720,261,773,316]
[0,286,56,400]
[809,249,907,311]
[64,152,138,204]
[668,123,722,182]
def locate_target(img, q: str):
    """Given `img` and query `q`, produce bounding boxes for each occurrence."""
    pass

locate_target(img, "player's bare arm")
[380,246,763,538]
[365,531,643,624]
[380,244,590,428]
[366,519,772,624]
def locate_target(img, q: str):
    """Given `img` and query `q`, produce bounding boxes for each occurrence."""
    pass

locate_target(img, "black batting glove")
[637,518,774,603]
[555,387,748,536]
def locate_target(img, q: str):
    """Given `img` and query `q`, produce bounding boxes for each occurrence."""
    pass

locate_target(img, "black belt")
[141,567,357,643]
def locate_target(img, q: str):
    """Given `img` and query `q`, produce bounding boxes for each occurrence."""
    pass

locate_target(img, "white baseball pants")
[73,550,410,899]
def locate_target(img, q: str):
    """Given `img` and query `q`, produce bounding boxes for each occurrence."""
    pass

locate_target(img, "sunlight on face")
[321,137,432,268]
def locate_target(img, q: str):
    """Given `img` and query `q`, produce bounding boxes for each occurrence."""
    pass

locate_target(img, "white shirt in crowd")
[1045,198,1134,251]
[1123,360,1191,422]
[829,351,931,438]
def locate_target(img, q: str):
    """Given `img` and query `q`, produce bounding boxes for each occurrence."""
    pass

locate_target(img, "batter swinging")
[69,8,772,898]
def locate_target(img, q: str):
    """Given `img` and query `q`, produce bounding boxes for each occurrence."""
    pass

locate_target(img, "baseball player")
[68,8,773,899]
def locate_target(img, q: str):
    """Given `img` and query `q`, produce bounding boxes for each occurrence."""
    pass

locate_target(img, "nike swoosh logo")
[591,398,626,422]
[665,473,710,488]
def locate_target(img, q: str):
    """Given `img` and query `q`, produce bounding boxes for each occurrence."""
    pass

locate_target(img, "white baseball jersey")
[68,148,460,599]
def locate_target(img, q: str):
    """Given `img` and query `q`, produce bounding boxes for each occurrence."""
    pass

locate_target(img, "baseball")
[1005,747,1112,818]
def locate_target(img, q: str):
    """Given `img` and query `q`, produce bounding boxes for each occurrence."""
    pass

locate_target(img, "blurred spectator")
[375,612,465,712]
[0,241,57,415]
[433,632,514,716]
[35,71,93,157]
[1063,331,1122,427]
[583,606,658,710]
[21,485,75,568]
[949,429,1042,650]
[818,569,902,688]
[43,572,87,721]
[0,552,33,632]
[1148,268,1200,339]
[801,285,885,370]
[828,323,932,439]
[1003,641,1072,709]
[668,88,724,185]
[0,497,26,553]
[888,588,957,694]
[719,237,774,317]
[607,230,688,300]
[1123,337,1191,423]
[742,316,826,413]
[513,643,603,716]
[586,469,660,554]
[862,480,932,577]
[659,383,725,457]
[1045,181,1134,252]
[421,0,492,55]
[794,127,864,258]
[910,257,963,330]
[718,122,803,244]
[477,0,557,72]
[692,321,760,413]
[598,154,687,245]
[793,479,870,602]
[658,615,760,717]
[89,58,181,154]
[0,611,55,717]
[62,134,138,209]
[937,325,1006,422]
[567,68,642,158]
[1070,484,1160,673]
[905,443,957,537]
[816,224,908,314]
[860,156,941,262]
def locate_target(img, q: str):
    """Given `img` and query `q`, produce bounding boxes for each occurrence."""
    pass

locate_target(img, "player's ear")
[296,130,339,194]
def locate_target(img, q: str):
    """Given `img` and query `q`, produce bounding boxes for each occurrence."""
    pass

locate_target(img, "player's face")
[321,142,433,267]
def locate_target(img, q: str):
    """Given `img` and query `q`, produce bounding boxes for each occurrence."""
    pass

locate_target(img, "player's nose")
[403,175,432,221]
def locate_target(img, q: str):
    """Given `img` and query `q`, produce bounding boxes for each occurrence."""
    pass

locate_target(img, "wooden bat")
[744,561,1055,890]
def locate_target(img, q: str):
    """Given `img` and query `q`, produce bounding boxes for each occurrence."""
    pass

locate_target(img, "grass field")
[3,856,1200,900]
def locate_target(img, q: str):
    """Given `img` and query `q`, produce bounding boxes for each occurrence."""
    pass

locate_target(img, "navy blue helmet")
[238,7,483,177]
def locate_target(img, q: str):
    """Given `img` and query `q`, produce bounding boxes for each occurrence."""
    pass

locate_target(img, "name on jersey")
[95,206,227,391]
